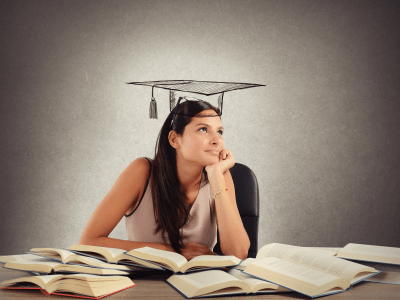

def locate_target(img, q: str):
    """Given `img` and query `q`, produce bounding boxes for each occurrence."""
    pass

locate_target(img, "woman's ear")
[168,130,180,149]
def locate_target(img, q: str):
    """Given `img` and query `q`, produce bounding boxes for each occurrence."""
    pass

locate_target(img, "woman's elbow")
[78,232,97,246]
[237,242,250,260]
[78,235,90,245]
[222,241,250,260]
[236,237,251,259]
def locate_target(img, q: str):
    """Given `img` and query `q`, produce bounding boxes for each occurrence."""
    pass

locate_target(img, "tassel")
[149,97,158,119]
[149,86,158,119]
[217,92,224,116]
[170,90,176,111]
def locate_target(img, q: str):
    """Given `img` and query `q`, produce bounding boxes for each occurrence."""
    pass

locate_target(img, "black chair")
[213,162,260,258]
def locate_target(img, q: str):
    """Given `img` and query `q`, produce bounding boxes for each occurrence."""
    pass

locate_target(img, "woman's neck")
[176,155,203,194]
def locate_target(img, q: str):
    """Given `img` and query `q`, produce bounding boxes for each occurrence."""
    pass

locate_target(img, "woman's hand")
[205,149,235,175]
[180,242,217,261]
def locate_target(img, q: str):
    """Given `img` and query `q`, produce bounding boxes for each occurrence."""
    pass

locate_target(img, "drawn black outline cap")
[127,80,265,120]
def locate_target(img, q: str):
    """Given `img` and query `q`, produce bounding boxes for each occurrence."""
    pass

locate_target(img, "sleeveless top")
[124,158,217,251]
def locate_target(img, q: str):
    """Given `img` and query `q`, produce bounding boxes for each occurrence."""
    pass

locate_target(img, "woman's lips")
[205,150,220,155]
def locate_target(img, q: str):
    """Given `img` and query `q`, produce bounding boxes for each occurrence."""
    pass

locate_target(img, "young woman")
[78,100,250,260]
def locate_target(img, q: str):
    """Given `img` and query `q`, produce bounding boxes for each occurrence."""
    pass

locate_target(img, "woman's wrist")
[208,175,226,191]
[205,165,224,177]
[212,188,228,197]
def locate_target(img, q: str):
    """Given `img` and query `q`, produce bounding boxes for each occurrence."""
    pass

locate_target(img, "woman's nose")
[210,132,222,144]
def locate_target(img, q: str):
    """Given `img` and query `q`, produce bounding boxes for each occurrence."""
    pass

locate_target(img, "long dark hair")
[150,100,221,253]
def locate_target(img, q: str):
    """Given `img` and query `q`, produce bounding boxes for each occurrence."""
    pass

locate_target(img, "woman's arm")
[78,158,173,252]
[206,151,251,260]
[78,158,214,259]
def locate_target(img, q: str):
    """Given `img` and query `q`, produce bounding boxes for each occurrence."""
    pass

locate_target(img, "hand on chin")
[205,149,235,175]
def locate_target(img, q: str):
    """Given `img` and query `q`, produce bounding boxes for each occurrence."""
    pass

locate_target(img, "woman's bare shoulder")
[122,157,152,184]
[122,158,152,215]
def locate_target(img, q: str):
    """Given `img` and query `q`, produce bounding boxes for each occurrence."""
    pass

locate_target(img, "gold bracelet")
[212,189,228,197]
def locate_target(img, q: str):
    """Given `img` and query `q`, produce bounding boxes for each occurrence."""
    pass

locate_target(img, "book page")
[200,287,246,297]
[256,243,336,260]
[127,247,187,271]
[56,249,76,262]
[116,254,164,270]
[244,257,346,296]
[229,258,256,271]
[280,248,376,282]
[305,247,342,254]
[227,269,286,292]
[67,245,126,262]
[54,264,130,276]
[72,255,140,270]
[0,254,40,263]
[189,255,240,263]
[176,270,246,290]
[167,269,250,297]
[44,275,134,297]
[101,247,127,259]
[5,258,59,268]
[366,271,400,285]
[63,274,129,282]
[67,255,115,267]
[30,248,72,261]
[337,243,400,264]
[181,255,241,273]
[247,257,342,286]
[1,274,62,289]
[256,243,299,259]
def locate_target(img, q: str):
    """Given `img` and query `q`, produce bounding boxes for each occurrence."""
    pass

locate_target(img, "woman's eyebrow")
[195,123,224,130]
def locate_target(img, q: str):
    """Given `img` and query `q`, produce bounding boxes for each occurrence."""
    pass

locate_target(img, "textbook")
[0,254,40,263]
[67,244,164,270]
[0,273,135,299]
[4,257,132,276]
[167,269,290,298]
[232,243,337,271]
[126,246,242,273]
[242,243,379,298]
[365,271,400,285]
[336,243,400,265]
[29,248,147,272]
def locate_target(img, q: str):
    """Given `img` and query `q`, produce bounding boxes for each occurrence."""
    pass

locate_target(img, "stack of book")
[0,245,163,299]
[166,242,400,298]
[0,244,241,298]
[1,242,399,298]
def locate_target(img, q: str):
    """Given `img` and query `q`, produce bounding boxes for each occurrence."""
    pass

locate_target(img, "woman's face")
[175,109,225,166]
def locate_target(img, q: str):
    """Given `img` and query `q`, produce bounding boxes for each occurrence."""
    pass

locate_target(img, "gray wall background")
[1,0,399,255]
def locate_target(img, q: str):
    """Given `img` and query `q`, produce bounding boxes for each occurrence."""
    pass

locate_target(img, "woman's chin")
[203,156,220,166]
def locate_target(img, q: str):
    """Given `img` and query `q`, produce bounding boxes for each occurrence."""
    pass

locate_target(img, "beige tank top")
[124,159,217,251]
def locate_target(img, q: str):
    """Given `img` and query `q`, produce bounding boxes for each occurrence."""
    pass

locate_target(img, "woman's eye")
[198,127,223,135]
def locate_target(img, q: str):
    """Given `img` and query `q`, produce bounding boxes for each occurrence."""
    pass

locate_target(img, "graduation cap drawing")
[127,80,265,119]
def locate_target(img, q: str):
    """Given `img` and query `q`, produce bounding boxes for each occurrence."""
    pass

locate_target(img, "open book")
[4,256,132,276]
[0,273,135,299]
[336,243,400,265]
[126,247,242,273]
[0,254,41,263]
[67,244,163,270]
[365,271,400,285]
[242,243,379,298]
[233,243,338,272]
[167,269,290,298]
[29,248,147,271]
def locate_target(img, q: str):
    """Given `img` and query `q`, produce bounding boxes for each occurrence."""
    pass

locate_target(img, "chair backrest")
[213,162,260,258]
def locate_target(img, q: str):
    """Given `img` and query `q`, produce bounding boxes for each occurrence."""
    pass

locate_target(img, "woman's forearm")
[78,235,174,252]
[208,169,250,259]
[214,190,250,259]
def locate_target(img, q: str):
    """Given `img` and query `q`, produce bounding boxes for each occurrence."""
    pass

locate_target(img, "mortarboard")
[127,80,265,119]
